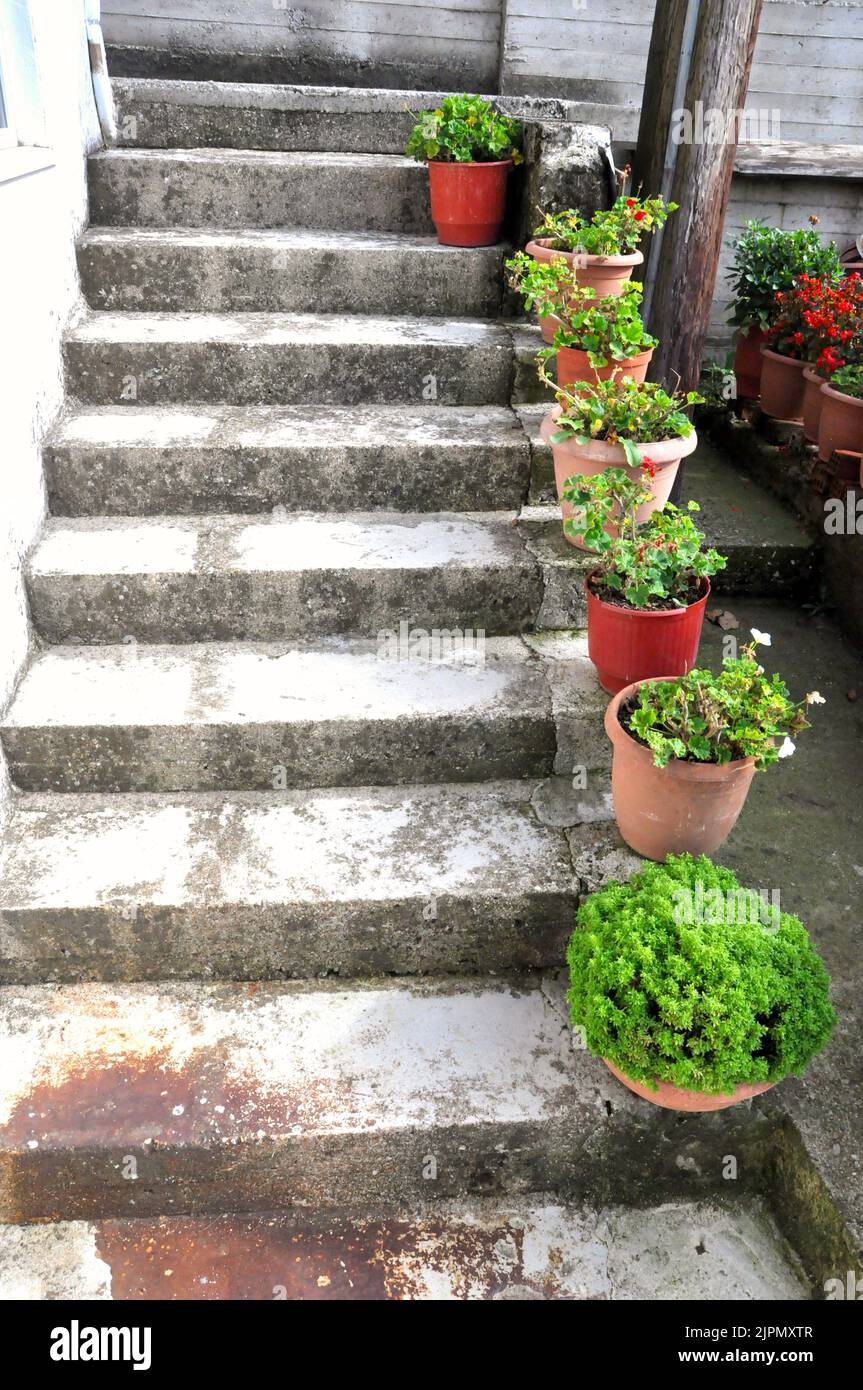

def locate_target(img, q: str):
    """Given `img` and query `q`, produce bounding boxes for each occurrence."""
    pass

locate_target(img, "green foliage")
[726,219,843,333]
[563,468,725,604]
[628,637,822,770]
[567,854,835,1094]
[828,363,863,399]
[544,281,656,368]
[541,371,702,468]
[504,251,573,318]
[533,194,676,256]
[405,95,522,164]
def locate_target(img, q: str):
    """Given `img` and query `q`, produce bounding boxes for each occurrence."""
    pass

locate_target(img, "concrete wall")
[102,0,504,90]
[0,0,101,823]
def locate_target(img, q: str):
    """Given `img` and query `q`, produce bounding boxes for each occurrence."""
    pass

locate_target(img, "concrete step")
[110,78,578,155]
[25,512,556,644]
[0,974,771,1222]
[77,228,505,317]
[45,404,530,517]
[0,782,625,984]
[88,148,434,234]
[0,634,607,793]
[63,312,514,408]
[0,1194,808,1299]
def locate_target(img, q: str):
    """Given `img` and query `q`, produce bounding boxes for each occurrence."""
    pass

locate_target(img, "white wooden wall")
[102,0,503,90]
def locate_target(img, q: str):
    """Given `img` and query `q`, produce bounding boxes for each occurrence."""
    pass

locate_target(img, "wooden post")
[633,0,764,391]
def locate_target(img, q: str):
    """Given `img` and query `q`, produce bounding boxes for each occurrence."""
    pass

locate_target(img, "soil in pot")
[526,239,643,298]
[759,346,807,421]
[587,574,710,694]
[427,160,511,246]
[556,344,653,390]
[802,367,826,444]
[602,1059,774,1112]
[734,326,766,399]
[817,382,863,463]
[604,680,757,859]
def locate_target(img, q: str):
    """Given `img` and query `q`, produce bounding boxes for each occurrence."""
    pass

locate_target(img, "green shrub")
[405,95,522,164]
[828,363,863,399]
[726,219,842,333]
[567,855,835,1094]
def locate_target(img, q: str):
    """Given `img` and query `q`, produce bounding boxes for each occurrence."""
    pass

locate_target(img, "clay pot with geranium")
[605,630,824,860]
[818,364,863,467]
[566,854,835,1112]
[537,370,702,545]
[763,271,863,432]
[726,218,842,400]
[541,281,657,389]
[525,192,676,299]
[405,95,522,246]
[561,467,725,693]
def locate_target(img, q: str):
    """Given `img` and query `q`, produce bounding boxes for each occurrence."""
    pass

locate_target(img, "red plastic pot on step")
[586,574,710,695]
[427,159,511,246]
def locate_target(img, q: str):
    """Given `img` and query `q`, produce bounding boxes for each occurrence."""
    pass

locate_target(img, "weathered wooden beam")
[734,142,863,180]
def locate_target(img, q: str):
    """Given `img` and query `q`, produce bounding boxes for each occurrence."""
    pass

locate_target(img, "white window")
[0,46,17,150]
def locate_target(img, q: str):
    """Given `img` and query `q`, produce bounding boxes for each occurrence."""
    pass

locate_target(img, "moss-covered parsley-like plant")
[567,854,835,1094]
[405,95,522,164]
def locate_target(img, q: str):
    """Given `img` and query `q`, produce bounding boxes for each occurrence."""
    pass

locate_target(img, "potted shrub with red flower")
[795,273,863,440]
[567,854,835,1113]
[405,95,522,246]
[727,218,842,400]
[562,466,725,693]
[818,363,863,467]
[537,371,702,544]
[604,631,824,860]
[525,193,676,298]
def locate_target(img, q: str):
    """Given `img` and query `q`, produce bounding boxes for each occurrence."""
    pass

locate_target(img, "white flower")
[750,628,772,646]
[806,690,826,705]
[777,737,796,759]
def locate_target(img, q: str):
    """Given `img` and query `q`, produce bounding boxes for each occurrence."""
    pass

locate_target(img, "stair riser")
[114,101,422,156]
[0,894,575,985]
[44,437,530,516]
[88,154,434,234]
[27,570,544,644]
[77,239,504,316]
[63,340,513,407]
[0,719,564,793]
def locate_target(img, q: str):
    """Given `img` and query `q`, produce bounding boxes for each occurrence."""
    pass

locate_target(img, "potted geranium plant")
[567,854,835,1112]
[505,249,575,342]
[604,631,824,859]
[562,468,725,693]
[800,274,863,442]
[538,281,657,389]
[405,94,522,246]
[526,193,676,298]
[819,363,863,466]
[538,371,702,542]
[727,218,842,399]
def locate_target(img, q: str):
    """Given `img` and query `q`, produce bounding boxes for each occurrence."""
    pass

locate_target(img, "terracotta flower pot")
[802,367,827,444]
[526,239,643,298]
[604,679,757,860]
[539,312,563,344]
[540,408,698,550]
[759,346,807,421]
[603,1059,774,1113]
[817,381,863,464]
[556,343,653,390]
[734,325,766,399]
[587,575,710,695]
[427,159,511,246]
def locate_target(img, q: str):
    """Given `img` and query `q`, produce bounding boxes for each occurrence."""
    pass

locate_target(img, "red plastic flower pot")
[427,159,511,246]
[734,326,766,400]
[586,574,710,695]
[556,344,653,390]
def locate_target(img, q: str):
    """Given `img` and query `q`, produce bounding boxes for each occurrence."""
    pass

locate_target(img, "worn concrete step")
[0,634,607,793]
[111,78,578,155]
[0,783,626,984]
[63,312,513,407]
[26,512,553,644]
[78,228,505,316]
[88,148,434,234]
[0,1195,808,1299]
[0,975,771,1223]
[45,404,530,517]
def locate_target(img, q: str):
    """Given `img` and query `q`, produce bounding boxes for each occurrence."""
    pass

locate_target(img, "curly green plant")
[726,219,843,333]
[566,854,835,1094]
[627,632,824,769]
[405,95,522,164]
[563,467,725,604]
[540,369,702,467]
[534,193,676,256]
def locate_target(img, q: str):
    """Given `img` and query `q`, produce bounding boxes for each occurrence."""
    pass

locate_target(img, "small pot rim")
[426,157,513,170]
[556,343,655,367]
[527,238,644,267]
[604,677,757,780]
[820,380,863,408]
[586,571,711,617]
[802,365,826,385]
[540,410,699,465]
[759,345,807,367]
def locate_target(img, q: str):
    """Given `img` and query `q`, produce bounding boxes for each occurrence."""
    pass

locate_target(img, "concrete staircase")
[0,79,820,1297]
